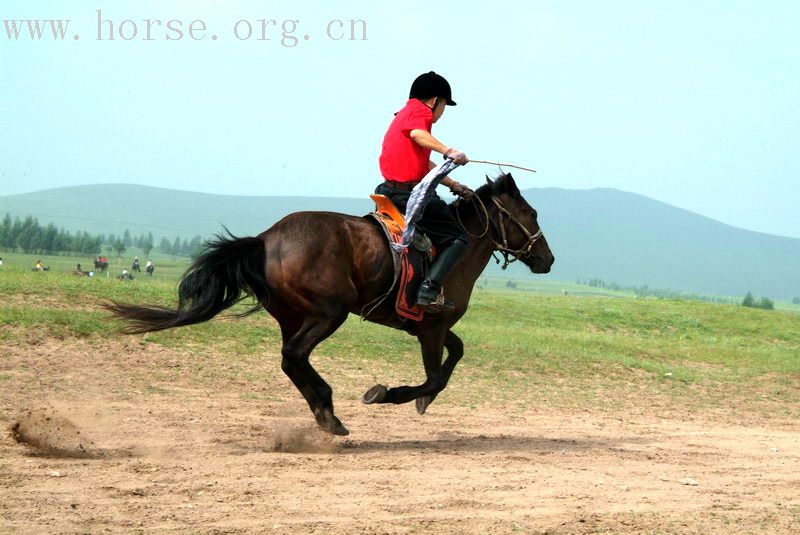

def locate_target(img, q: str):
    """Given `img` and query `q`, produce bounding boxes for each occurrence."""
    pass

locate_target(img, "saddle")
[366,194,436,321]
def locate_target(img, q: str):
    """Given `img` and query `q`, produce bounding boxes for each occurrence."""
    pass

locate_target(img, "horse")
[106,173,554,435]
[94,259,109,272]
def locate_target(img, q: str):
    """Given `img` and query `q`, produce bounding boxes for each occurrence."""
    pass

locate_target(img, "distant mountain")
[522,187,800,299]
[0,184,368,239]
[1,184,798,298]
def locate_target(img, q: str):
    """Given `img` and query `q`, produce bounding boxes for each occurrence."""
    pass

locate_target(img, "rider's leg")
[416,238,468,309]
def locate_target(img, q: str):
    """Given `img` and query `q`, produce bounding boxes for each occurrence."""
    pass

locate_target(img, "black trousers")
[374,182,467,248]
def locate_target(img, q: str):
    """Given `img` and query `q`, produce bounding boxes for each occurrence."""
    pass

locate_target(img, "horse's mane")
[450,172,519,214]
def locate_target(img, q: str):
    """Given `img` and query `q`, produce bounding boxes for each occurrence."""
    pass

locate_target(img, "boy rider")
[375,71,474,311]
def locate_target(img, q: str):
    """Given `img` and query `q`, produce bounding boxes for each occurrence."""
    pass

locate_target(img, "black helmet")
[409,71,457,106]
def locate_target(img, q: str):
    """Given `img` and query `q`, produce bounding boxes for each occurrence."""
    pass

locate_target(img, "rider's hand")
[450,182,474,200]
[444,148,469,165]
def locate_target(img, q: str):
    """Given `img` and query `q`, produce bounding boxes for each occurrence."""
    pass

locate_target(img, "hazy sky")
[2,1,799,237]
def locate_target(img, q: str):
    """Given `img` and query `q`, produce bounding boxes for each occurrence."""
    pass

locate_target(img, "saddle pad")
[396,248,426,321]
[364,210,428,322]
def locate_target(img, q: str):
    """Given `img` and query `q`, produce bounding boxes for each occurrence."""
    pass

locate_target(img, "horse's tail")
[105,233,268,334]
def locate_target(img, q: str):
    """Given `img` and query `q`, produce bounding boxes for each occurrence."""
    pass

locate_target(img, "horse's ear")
[485,175,494,185]
[502,172,520,195]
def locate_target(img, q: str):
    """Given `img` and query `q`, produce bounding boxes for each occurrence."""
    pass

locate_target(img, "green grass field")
[2,250,799,419]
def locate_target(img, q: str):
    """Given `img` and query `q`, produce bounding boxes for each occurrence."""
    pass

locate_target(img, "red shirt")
[379,99,433,182]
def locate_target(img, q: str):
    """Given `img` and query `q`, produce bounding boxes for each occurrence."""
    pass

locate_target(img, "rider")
[375,71,474,311]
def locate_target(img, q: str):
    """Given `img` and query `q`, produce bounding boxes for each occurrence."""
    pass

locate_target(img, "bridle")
[488,196,544,269]
[456,194,544,270]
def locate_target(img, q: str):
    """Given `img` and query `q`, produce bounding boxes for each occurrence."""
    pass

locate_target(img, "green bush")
[741,291,774,310]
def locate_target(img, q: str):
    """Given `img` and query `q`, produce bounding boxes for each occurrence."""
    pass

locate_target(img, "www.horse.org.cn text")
[2,10,368,47]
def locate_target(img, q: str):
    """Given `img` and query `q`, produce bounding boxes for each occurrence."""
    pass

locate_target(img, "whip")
[469,159,537,173]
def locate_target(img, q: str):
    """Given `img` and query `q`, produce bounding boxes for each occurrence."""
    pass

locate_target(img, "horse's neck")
[453,207,498,287]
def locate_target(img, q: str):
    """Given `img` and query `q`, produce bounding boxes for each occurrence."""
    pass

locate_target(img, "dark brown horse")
[106,173,554,435]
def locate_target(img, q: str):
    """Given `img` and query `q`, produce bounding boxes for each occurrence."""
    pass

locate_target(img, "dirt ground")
[1,335,799,534]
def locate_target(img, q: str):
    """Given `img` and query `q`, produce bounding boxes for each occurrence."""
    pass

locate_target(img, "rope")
[359,284,396,320]
[455,195,490,239]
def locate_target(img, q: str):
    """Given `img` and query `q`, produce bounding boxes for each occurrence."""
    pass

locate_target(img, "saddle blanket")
[365,194,436,321]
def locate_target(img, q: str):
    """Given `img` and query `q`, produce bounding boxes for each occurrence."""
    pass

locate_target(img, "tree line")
[576,277,737,304]
[577,277,787,310]
[0,213,204,258]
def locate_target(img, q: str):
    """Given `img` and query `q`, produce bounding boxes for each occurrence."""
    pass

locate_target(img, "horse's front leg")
[415,329,464,414]
[362,329,446,405]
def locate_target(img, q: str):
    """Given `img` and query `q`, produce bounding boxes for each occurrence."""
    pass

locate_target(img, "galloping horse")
[106,173,554,435]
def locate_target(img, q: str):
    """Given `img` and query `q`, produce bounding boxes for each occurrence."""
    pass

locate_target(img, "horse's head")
[474,173,555,274]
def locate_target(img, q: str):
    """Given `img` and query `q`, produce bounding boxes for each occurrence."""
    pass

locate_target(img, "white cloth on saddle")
[393,160,460,252]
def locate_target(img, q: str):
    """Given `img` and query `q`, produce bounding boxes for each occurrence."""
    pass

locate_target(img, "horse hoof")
[316,414,350,436]
[362,384,388,404]
[314,408,349,436]
[317,421,349,436]
[332,423,350,436]
[416,396,432,415]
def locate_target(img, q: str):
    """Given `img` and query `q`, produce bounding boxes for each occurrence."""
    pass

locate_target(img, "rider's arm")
[411,128,468,166]
[410,129,449,156]
[412,130,467,190]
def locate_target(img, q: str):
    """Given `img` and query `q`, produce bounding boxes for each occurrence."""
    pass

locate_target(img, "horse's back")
[259,211,394,310]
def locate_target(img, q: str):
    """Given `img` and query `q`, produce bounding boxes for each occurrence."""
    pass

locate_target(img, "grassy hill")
[1,183,798,299]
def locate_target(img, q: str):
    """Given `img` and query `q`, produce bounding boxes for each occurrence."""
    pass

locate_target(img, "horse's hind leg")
[278,309,350,436]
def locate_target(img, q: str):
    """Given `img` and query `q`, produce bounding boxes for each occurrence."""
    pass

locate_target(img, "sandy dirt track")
[1,336,799,534]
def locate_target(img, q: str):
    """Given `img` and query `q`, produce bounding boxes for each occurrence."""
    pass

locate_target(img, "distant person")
[132,256,141,273]
[73,263,90,277]
[145,259,154,276]
[0,257,3,266]
[34,260,44,271]
[94,256,109,272]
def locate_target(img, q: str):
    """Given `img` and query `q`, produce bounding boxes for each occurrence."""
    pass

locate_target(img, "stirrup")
[416,287,454,312]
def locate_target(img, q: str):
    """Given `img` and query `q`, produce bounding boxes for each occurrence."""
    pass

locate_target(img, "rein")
[456,195,544,270]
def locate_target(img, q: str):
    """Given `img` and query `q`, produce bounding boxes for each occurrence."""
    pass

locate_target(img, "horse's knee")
[446,332,463,350]
[426,375,445,393]
[280,346,302,374]
[445,333,464,360]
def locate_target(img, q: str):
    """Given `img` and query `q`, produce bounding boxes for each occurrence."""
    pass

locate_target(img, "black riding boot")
[416,239,468,312]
